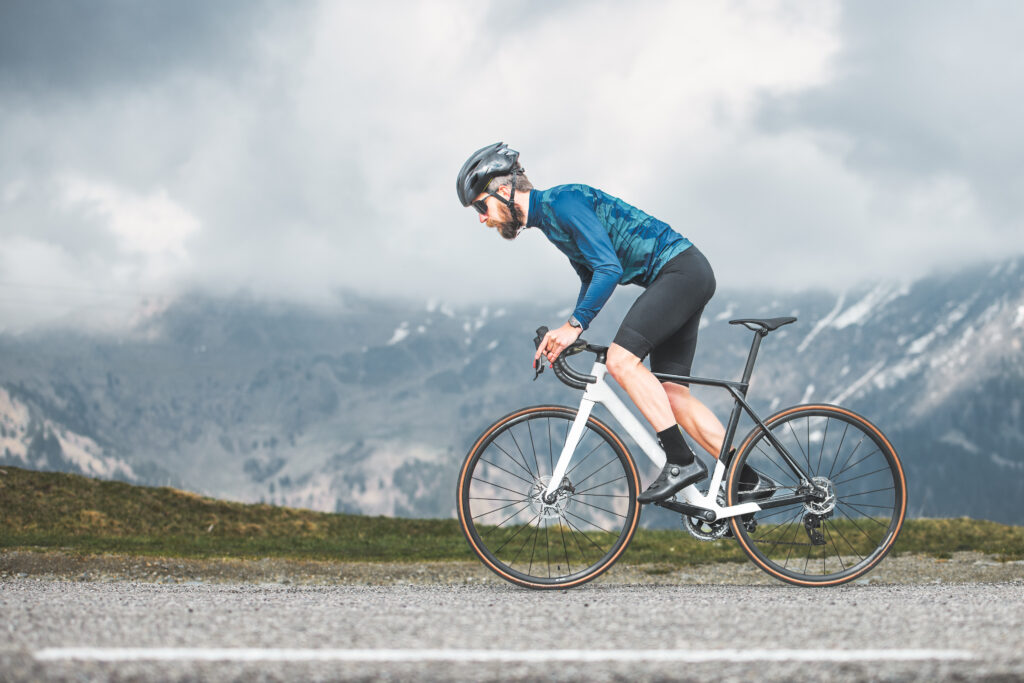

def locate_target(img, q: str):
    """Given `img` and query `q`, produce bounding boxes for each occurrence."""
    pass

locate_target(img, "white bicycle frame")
[542,360,763,520]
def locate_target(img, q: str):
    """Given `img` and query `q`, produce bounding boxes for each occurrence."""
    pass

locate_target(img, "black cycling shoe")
[736,465,778,502]
[637,458,708,504]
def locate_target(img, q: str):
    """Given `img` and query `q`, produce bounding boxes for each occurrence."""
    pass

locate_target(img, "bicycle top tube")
[534,315,797,392]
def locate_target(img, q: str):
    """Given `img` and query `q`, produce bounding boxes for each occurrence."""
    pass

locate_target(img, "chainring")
[683,515,730,541]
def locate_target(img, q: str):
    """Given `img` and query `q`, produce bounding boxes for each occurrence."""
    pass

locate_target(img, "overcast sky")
[1,1,1023,330]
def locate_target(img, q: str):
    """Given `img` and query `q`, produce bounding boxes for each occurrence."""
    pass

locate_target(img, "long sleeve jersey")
[525,184,692,329]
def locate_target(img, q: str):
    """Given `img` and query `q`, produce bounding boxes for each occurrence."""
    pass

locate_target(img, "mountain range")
[2,256,1022,525]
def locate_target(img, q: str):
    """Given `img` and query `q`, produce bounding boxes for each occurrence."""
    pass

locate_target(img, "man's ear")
[496,185,512,199]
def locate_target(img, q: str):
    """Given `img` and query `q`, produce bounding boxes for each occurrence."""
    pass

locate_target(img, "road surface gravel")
[1,552,1022,681]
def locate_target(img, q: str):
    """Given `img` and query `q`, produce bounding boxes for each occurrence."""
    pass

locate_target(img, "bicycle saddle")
[729,316,797,333]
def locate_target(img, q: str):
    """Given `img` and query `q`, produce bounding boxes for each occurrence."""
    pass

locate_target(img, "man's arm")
[554,192,622,329]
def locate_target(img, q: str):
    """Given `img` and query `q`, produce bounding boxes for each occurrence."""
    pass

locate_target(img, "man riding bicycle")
[457,142,767,504]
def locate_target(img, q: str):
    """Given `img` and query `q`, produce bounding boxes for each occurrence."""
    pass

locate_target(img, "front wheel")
[457,405,640,589]
[726,404,907,586]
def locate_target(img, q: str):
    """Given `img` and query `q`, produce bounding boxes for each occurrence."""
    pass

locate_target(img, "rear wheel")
[726,404,906,586]
[457,405,640,589]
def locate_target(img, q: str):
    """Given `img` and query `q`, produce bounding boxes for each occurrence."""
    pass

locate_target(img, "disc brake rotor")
[528,476,572,520]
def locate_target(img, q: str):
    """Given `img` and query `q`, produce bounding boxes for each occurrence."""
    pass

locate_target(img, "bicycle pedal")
[803,513,826,546]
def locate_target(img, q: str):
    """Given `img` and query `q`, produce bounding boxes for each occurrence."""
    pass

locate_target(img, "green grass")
[1,466,1022,564]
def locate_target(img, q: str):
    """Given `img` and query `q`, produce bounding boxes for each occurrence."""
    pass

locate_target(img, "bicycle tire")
[726,404,907,587]
[457,405,640,589]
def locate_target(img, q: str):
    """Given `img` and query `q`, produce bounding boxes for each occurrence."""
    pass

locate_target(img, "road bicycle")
[457,316,907,589]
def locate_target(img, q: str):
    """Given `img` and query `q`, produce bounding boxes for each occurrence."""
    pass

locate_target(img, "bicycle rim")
[457,406,640,589]
[727,404,907,586]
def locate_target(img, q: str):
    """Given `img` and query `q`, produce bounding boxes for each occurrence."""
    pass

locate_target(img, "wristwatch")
[568,315,583,330]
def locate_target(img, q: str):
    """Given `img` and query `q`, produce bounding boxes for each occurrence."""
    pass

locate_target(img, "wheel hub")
[804,476,837,515]
[529,476,572,520]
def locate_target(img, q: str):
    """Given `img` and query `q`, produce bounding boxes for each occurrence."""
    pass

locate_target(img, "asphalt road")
[2,578,1022,682]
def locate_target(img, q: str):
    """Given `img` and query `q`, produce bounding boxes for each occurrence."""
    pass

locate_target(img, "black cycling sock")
[657,426,695,466]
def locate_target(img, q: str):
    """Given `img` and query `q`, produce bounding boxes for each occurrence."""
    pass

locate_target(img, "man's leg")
[606,344,707,503]
[663,383,726,459]
[605,343,676,432]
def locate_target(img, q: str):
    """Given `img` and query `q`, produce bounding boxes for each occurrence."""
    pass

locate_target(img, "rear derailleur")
[802,510,833,546]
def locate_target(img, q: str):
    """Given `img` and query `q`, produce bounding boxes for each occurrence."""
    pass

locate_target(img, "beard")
[488,201,526,240]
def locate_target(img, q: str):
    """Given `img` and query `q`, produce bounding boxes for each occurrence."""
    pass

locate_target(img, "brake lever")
[532,357,545,381]
[532,326,549,381]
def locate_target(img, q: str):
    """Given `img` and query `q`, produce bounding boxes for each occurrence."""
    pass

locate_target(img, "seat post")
[739,330,765,389]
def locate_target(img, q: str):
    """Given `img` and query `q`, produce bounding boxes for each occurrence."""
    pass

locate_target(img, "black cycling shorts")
[612,246,716,384]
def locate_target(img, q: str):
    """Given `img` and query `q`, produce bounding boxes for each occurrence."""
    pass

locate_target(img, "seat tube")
[740,331,764,386]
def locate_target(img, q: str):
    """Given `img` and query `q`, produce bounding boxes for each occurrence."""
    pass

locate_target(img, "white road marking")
[35,648,976,663]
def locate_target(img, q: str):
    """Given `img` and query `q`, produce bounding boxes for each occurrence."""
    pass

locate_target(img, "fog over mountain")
[2,256,1022,525]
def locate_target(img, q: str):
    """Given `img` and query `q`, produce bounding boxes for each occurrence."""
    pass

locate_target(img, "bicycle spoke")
[472,476,528,498]
[842,485,895,498]
[547,418,554,477]
[509,516,541,569]
[479,456,536,487]
[825,517,865,562]
[834,465,892,487]
[832,433,868,482]
[837,501,890,529]
[840,500,894,510]
[559,523,572,575]
[543,517,551,578]
[563,514,610,553]
[526,420,542,477]
[566,438,606,479]
[575,474,627,495]
[572,497,626,518]
[826,422,851,479]
[756,507,804,545]
[572,457,620,489]
[491,511,540,554]
[504,427,537,479]
[816,416,831,475]
[491,437,536,480]
[483,502,533,538]
[841,497,894,518]
[836,505,879,547]
[749,505,802,522]
[472,498,529,520]
[831,447,883,481]
[754,441,801,485]
[565,517,595,565]
[824,522,847,572]
[564,508,615,535]
[786,420,810,472]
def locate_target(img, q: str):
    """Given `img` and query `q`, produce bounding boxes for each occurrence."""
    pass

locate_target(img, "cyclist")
[457,142,768,504]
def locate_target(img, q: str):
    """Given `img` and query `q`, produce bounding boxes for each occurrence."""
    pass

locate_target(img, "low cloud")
[0,1,1021,331]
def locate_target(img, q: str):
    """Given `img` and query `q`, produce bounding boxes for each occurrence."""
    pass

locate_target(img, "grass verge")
[2,466,1022,564]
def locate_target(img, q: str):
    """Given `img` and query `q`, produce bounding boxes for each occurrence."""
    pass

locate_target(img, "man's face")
[474,189,521,241]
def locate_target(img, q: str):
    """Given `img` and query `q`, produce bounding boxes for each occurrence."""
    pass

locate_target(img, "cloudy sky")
[1,1,1022,330]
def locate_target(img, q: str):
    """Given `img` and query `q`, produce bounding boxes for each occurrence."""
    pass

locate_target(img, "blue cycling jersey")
[525,184,692,329]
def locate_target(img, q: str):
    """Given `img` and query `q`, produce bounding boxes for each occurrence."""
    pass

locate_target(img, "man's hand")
[534,323,583,366]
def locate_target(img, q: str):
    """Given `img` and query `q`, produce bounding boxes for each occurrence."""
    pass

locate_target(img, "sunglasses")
[473,191,507,216]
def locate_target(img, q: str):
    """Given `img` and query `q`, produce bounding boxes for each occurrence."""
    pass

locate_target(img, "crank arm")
[654,499,716,523]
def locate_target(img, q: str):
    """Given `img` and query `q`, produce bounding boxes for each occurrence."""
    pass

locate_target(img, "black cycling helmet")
[456,142,522,208]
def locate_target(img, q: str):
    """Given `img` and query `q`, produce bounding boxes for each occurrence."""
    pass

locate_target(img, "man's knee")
[606,343,641,381]
[663,382,692,402]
